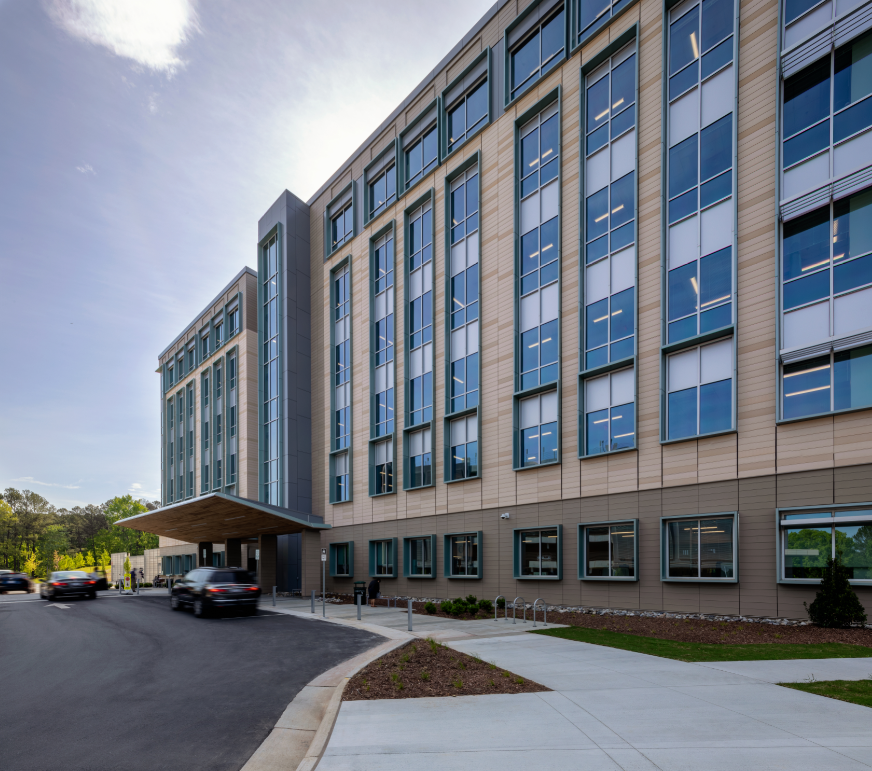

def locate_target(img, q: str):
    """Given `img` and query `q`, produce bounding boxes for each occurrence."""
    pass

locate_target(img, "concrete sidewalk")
[319,633,872,770]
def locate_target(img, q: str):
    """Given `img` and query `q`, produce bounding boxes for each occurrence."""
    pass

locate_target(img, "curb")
[241,629,409,771]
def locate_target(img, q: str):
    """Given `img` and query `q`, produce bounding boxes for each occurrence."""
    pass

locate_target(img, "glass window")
[262,235,280,505]
[333,543,350,575]
[374,439,393,495]
[520,390,559,467]
[333,265,351,452]
[373,232,394,442]
[666,516,734,578]
[187,346,195,371]
[215,322,224,347]
[448,79,488,152]
[510,9,565,100]
[408,538,433,576]
[449,533,479,577]
[584,523,635,577]
[368,160,397,219]
[405,125,438,188]
[667,338,733,439]
[409,427,432,488]
[449,166,481,413]
[228,308,239,336]
[201,333,209,360]
[449,415,478,480]
[519,528,559,576]
[519,102,560,390]
[373,539,393,576]
[331,201,354,251]
[334,452,349,502]
[781,510,872,581]
[408,201,433,427]
[782,344,872,418]
[584,366,635,455]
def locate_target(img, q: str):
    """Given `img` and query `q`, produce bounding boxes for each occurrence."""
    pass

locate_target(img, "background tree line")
[0,488,159,578]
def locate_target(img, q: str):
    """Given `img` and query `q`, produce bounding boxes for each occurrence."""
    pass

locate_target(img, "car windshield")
[210,571,252,584]
[54,571,89,579]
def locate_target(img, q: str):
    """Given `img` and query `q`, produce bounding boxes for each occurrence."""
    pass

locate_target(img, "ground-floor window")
[447,533,479,577]
[664,515,735,579]
[519,528,559,577]
[781,508,872,581]
[331,543,351,576]
[372,539,394,577]
[583,522,636,578]
[407,537,433,576]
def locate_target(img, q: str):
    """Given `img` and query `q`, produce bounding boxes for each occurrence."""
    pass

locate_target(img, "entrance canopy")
[117,493,330,542]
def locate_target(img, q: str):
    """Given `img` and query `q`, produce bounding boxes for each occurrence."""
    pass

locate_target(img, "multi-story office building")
[124,0,872,616]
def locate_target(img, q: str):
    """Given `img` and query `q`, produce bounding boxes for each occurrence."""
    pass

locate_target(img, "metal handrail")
[494,595,506,620]
[512,596,527,624]
[532,598,548,627]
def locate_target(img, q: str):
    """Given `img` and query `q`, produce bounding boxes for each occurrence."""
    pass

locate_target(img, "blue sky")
[0,0,494,508]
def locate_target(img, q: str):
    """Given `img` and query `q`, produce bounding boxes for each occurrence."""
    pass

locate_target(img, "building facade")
[131,0,872,617]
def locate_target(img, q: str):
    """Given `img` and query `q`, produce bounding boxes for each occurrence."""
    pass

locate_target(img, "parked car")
[0,572,34,593]
[170,567,260,618]
[40,571,98,600]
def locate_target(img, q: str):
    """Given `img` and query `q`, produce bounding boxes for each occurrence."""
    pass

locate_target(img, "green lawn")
[532,626,872,662]
[780,679,872,708]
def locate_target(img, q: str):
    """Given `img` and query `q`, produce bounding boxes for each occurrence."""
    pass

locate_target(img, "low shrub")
[805,554,868,628]
[478,599,493,614]
[441,600,454,615]
[496,597,506,609]
[424,601,437,614]
[465,594,478,606]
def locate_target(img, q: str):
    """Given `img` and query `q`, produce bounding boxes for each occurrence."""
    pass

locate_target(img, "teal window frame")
[368,538,398,578]
[441,48,492,159]
[504,0,568,108]
[513,88,562,471]
[578,29,640,458]
[578,520,639,581]
[369,221,398,497]
[399,101,441,197]
[324,181,358,260]
[200,367,212,494]
[570,0,641,54]
[330,255,354,504]
[224,344,238,491]
[443,531,483,579]
[402,535,437,578]
[364,140,400,226]
[660,511,739,583]
[185,380,195,497]
[513,525,563,579]
[329,541,354,578]
[776,503,872,586]
[258,225,283,506]
[443,153,483,482]
[403,189,436,491]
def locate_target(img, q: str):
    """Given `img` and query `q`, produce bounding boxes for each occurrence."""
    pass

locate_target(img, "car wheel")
[170,594,180,611]
[193,599,207,618]
[46,592,54,601]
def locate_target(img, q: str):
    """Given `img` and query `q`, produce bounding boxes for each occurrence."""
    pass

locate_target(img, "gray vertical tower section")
[258,190,312,514]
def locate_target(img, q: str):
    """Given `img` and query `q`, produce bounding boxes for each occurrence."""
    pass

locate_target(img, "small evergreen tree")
[805,554,868,628]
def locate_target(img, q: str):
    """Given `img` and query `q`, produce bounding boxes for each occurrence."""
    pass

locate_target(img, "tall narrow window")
[667,338,733,439]
[409,427,432,488]
[332,263,351,504]
[177,393,184,499]
[509,7,565,101]
[167,401,174,503]
[227,354,236,487]
[368,155,397,219]
[405,123,438,189]
[187,385,194,497]
[584,367,635,455]
[449,167,480,413]
[334,452,350,502]
[519,103,560,390]
[228,307,239,337]
[520,391,558,467]
[215,321,224,347]
[408,201,433,427]
[201,332,210,360]
[187,345,195,372]
[449,415,478,480]
[262,235,280,505]
[330,191,354,253]
[374,439,393,495]
[168,364,174,386]
[373,232,394,439]
[584,43,636,369]
[447,79,488,153]
[666,0,735,345]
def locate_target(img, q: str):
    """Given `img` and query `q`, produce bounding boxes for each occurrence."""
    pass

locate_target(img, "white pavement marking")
[44,603,70,609]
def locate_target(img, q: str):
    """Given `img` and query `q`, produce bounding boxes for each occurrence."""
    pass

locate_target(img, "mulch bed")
[343,640,550,700]
[550,611,872,646]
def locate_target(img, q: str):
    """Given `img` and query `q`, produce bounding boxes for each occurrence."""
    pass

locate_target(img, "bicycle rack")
[532,598,548,627]
[494,595,506,621]
[513,596,527,624]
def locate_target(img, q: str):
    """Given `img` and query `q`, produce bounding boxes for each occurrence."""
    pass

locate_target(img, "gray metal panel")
[491,38,506,122]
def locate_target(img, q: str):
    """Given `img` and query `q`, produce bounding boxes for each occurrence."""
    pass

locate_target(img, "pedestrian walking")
[368,577,380,607]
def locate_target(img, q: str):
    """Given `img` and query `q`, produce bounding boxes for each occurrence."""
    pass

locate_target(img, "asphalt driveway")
[0,592,384,771]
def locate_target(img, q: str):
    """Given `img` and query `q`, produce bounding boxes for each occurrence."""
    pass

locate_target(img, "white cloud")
[76,163,95,174]
[11,476,81,490]
[45,0,200,76]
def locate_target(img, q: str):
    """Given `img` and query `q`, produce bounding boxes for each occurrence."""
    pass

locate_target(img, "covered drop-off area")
[117,493,329,594]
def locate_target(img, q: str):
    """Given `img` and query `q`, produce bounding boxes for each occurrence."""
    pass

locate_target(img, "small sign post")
[321,548,327,617]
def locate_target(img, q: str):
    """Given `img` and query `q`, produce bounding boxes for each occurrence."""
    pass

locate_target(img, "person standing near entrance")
[367,577,380,607]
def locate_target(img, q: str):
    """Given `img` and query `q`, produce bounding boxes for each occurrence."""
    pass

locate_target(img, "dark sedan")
[40,571,98,600]
[0,572,34,594]
[171,567,260,618]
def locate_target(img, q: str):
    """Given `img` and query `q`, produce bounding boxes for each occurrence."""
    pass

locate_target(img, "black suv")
[170,567,260,618]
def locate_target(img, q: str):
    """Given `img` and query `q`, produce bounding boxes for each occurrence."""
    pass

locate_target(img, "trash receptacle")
[354,581,366,605]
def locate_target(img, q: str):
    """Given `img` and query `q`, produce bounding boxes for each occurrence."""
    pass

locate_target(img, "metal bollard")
[494,595,504,621]
[408,598,413,632]
[311,589,315,614]
[357,593,361,620]
[272,586,276,606]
